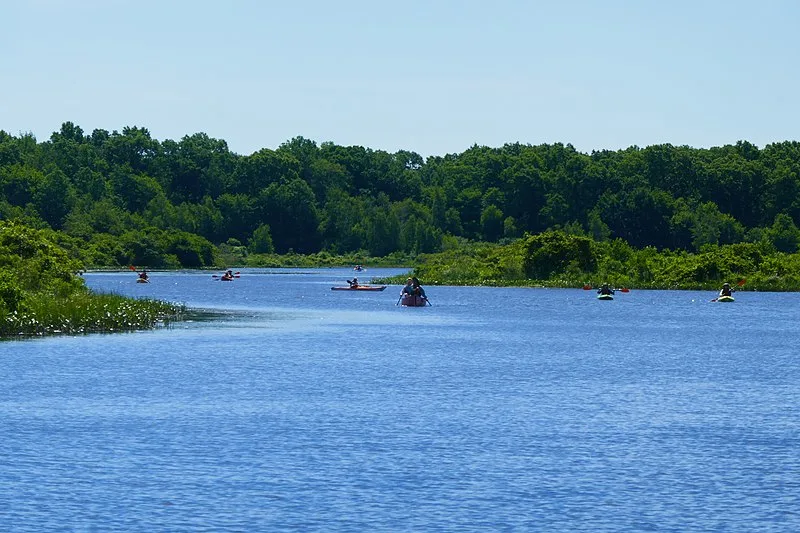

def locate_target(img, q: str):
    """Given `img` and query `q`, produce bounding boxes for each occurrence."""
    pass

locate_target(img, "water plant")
[1,221,185,339]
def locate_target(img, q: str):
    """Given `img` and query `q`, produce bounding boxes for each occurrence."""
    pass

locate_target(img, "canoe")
[597,294,614,300]
[717,295,735,302]
[401,294,428,307]
[331,285,386,291]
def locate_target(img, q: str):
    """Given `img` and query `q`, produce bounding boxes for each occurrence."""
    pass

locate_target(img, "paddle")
[130,265,151,282]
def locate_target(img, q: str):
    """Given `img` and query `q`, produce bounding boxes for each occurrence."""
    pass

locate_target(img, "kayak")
[331,285,386,291]
[597,294,614,300]
[401,294,428,307]
[717,295,735,302]
[136,278,149,283]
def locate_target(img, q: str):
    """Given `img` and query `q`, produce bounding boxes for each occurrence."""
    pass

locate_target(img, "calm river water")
[2,268,799,532]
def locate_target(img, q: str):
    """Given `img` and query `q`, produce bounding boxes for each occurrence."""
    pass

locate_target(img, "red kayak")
[400,295,428,307]
[331,285,386,291]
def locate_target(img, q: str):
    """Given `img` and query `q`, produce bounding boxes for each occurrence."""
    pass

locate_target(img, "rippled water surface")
[2,268,800,532]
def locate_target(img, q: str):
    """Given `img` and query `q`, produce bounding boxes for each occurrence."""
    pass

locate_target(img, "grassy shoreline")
[373,233,800,292]
[1,221,187,340]
[1,290,185,339]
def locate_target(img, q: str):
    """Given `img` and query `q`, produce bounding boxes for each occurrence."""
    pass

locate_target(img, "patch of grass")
[1,290,185,338]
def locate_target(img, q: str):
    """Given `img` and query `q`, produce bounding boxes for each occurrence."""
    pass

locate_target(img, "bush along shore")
[374,230,800,292]
[1,221,184,339]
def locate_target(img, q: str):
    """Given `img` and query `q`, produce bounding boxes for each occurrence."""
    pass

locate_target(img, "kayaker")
[221,270,235,281]
[138,269,148,282]
[349,278,359,288]
[411,277,426,298]
[597,283,614,296]
[719,282,733,297]
[401,278,414,295]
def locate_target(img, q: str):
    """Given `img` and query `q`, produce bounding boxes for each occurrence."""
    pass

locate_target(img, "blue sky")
[2,0,799,157]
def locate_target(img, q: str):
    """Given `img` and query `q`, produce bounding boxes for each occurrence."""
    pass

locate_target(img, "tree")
[480,205,504,242]
[766,213,800,253]
[258,178,320,253]
[233,148,300,196]
[363,209,400,256]
[523,230,598,279]
[248,224,275,254]
[691,201,744,250]
[34,168,75,229]
[216,193,256,243]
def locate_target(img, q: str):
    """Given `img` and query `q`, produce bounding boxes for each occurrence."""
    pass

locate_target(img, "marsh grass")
[1,290,185,338]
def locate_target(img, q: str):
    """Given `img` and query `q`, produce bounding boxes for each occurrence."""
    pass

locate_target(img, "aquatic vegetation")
[0,221,185,338]
[1,289,185,338]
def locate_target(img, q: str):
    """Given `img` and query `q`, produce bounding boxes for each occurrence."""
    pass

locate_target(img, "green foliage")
[523,231,598,279]
[5,122,800,274]
[248,224,274,254]
[2,290,184,337]
[401,229,800,291]
[0,220,184,338]
[766,213,800,252]
[0,274,23,313]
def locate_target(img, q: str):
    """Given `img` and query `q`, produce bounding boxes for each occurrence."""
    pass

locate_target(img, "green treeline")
[0,221,183,338]
[392,230,800,291]
[3,123,800,268]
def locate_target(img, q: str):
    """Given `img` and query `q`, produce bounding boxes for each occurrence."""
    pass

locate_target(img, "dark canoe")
[331,285,386,291]
[401,294,428,307]
[597,293,614,300]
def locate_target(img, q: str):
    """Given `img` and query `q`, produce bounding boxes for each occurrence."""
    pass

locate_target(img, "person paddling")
[597,283,614,296]
[719,282,733,297]
[348,277,359,288]
[221,269,235,281]
[411,277,426,298]
[138,269,149,282]
[401,278,414,296]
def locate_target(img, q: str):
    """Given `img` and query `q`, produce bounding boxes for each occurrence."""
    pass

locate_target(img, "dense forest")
[2,122,800,268]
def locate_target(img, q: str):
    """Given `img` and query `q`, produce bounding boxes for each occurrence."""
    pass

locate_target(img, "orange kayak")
[331,285,386,291]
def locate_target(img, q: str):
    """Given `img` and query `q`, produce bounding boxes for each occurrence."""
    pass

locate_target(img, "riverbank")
[1,221,186,339]
[373,232,800,292]
[1,290,185,338]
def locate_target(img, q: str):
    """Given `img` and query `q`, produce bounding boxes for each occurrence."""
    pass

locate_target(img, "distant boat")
[331,285,386,291]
